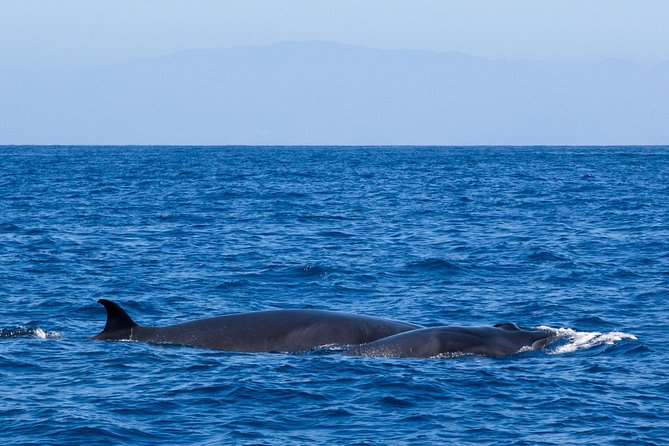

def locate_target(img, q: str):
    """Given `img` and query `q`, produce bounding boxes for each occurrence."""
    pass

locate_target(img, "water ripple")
[1,146,668,445]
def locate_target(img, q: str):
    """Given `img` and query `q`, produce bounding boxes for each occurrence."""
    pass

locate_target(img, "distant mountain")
[1,41,667,145]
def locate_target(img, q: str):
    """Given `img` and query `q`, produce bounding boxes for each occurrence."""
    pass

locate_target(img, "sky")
[2,0,669,69]
[1,1,668,145]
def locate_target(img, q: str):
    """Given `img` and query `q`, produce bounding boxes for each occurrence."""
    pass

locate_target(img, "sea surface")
[1,146,667,445]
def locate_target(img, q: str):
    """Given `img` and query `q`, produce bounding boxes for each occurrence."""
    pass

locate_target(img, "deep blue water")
[1,146,668,445]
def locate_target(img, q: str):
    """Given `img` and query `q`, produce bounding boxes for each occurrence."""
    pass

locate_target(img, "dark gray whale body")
[93,299,421,352]
[347,323,555,357]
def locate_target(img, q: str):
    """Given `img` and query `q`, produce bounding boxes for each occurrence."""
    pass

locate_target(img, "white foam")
[432,351,471,359]
[516,345,536,354]
[538,326,637,354]
[33,327,60,339]
[0,326,60,339]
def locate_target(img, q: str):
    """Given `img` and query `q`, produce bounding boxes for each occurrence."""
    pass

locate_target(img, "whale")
[93,299,421,352]
[346,323,555,357]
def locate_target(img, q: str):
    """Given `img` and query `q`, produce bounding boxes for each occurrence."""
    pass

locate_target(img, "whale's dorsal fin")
[94,299,138,340]
[494,322,520,330]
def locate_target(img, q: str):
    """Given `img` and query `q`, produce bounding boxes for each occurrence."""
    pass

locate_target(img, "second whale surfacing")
[346,323,555,358]
[92,299,421,352]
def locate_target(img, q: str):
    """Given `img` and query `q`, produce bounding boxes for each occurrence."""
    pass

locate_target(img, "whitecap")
[538,326,637,354]
[0,326,60,340]
[33,327,61,339]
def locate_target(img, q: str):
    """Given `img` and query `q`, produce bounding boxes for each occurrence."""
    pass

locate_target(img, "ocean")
[1,146,667,445]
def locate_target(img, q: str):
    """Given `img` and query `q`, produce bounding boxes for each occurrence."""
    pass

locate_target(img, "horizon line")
[2,144,668,148]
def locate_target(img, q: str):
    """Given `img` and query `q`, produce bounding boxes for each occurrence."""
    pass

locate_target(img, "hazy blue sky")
[2,0,669,68]
[2,1,668,144]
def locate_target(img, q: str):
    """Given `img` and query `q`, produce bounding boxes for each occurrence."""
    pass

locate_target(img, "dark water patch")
[0,222,20,232]
[525,248,570,263]
[89,186,121,195]
[297,214,354,223]
[544,272,584,284]
[612,267,642,278]
[317,230,355,238]
[288,264,332,279]
[634,290,669,302]
[405,258,463,275]
[624,345,653,355]
[378,396,415,409]
[213,279,252,290]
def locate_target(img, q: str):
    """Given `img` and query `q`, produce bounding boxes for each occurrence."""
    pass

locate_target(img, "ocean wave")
[538,326,637,354]
[405,258,462,274]
[525,249,569,262]
[0,326,61,340]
